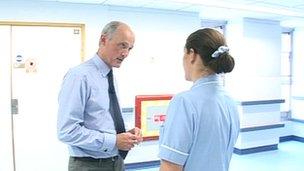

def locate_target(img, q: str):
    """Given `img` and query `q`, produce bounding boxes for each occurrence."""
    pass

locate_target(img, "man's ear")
[99,34,107,46]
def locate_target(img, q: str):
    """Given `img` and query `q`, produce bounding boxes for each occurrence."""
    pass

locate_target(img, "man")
[57,21,143,171]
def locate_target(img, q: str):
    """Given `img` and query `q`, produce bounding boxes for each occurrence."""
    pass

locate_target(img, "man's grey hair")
[101,21,123,39]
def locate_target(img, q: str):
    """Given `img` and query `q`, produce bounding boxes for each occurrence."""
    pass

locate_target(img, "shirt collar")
[192,74,220,89]
[92,53,111,77]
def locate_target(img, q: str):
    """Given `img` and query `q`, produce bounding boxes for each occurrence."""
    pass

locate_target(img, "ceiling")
[18,0,304,26]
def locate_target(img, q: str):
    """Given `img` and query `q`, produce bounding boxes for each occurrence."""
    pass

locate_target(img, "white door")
[0,25,14,171]
[11,25,83,171]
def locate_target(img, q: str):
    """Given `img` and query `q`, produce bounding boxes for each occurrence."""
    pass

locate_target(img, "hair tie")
[211,46,229,58]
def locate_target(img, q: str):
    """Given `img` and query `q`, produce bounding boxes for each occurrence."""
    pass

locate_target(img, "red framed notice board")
[135,95,173,141]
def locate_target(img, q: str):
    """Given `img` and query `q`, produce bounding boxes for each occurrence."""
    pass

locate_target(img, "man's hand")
[116,127,143,151]
[127,127,143,144]
[116,132,138,151]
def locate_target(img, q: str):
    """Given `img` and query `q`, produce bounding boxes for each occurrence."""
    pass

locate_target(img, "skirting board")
[233,144,278,155]
[280,135,304,143]
[126,160,160,170]
[235,135,304,155]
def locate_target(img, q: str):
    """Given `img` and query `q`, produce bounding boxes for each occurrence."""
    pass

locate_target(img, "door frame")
[0,21,86,171]
[0,21,86,61]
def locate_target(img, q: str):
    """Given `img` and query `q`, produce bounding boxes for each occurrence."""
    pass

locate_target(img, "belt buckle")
[111,156,115,162]
[112,155,119,161]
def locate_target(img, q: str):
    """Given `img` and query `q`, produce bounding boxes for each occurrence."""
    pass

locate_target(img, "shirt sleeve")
[159,94,195,166]
[57,70,116,152]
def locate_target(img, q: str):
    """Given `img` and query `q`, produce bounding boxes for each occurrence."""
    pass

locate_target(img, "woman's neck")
[191,68,214,82]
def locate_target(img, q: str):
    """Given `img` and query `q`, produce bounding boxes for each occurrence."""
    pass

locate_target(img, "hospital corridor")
[0,0,304,171]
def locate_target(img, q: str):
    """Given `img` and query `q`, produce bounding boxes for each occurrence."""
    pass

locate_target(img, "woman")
[159,28,240,171]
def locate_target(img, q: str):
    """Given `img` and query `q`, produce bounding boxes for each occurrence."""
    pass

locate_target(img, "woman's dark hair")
[185,28,235,74]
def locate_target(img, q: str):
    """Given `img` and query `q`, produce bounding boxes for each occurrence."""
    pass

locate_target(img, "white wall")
[280,121,304,138]
[224,18,283,152]
[113,8,198,107]
[225,18,282,101]
[0,1,199,108]
[291,27,304,120]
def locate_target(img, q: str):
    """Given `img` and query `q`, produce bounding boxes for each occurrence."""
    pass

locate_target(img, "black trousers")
[68,156,125,171]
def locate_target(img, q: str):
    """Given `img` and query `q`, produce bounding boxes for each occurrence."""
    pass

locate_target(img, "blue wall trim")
[122,107,134,113]
[289,118,304,123]
[293,136,304,143]
[292,96,304,100]
[280,135,295,142]
[240,123,285,132]
[126,160,160,170]
[240,99,285,106]
[233,144,278,155]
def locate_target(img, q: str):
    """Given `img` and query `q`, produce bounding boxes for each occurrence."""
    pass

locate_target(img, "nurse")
[159,28,240,171]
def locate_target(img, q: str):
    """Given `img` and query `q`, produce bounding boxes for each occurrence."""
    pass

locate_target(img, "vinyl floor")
[127,141,304,171]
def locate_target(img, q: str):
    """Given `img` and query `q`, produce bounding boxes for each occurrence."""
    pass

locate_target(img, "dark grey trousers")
[68,156,125,171]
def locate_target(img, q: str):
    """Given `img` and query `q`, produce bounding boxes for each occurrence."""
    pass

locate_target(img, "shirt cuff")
[101,133,116,153]
[158,144,189,166]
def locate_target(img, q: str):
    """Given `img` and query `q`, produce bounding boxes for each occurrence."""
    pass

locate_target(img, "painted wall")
[291,27,304,120]
[225,18,282,101]
[224,18,284,153]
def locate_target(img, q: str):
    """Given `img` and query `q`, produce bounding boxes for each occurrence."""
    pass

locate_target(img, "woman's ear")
[189,49,197,64]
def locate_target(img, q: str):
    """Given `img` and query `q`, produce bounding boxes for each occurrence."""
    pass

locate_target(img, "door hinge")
[11,99,18,114]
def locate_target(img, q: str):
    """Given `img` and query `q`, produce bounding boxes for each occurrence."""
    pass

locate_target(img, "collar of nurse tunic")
[107,69,128,159]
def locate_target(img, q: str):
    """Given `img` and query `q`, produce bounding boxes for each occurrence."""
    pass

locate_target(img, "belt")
[71,156,119,162]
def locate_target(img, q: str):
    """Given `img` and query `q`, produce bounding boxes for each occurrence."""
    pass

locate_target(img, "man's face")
[100,25,135,68]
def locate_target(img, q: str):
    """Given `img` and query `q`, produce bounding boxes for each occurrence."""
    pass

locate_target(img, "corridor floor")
[127,141,304,171]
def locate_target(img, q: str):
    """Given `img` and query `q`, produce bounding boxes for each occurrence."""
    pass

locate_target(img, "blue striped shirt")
[57,54,119,158]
